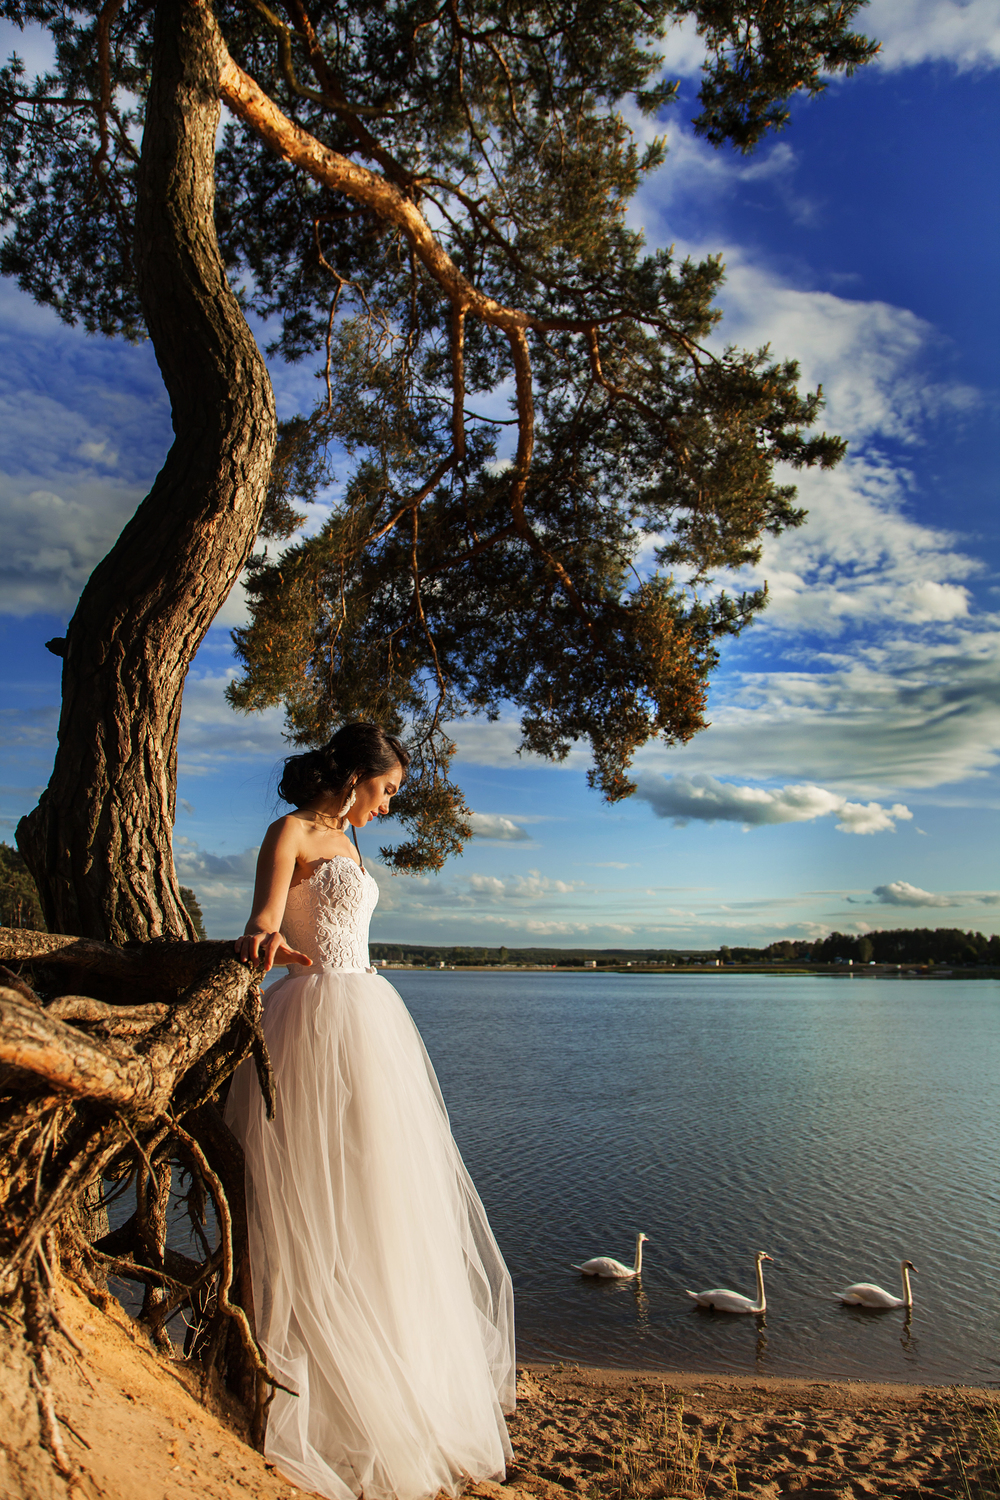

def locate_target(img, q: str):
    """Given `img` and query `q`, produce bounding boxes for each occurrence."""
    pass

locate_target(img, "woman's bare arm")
[235,817,313,972]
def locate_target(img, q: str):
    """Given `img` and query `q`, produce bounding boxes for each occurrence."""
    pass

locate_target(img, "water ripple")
[398,971,1000,1384]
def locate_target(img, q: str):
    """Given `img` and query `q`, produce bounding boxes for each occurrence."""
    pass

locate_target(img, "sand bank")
[484,1364,997,1499]
[3,1283,995,1499]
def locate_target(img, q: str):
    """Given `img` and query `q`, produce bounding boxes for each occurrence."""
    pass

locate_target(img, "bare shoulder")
[260,812,310,854]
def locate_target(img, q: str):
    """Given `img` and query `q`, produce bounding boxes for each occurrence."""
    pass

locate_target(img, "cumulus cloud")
[647,0,1000,80]
[0,481,148,617]
[173,836,260,883]
[656,14,709,75]
[171,836,263,933]
[635,772,913,833]
[726,456,980,639]
[871,881,956,907]
[866,0,1000,71]
[177,671,288,775]
[468,813,531,842]
[714,259,977,445]
[847,880,1000,908]
[626,113,819,229]
[0,279,173,619]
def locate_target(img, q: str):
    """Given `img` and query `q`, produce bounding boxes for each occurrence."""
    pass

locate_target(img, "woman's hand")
[235,930,313,973]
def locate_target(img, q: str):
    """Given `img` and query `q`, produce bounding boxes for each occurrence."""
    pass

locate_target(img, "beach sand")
[4,1282,995,1499]
[484,1364,997,1499]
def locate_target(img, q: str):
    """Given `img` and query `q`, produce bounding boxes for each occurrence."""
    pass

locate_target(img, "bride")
[227,722,515,1500]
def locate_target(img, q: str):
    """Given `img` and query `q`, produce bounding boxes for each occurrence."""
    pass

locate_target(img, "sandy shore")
[7,1283,996,1499]
[482,1364,998,1499]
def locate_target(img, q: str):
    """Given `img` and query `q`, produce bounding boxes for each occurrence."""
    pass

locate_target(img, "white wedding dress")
[226,855,515,1500]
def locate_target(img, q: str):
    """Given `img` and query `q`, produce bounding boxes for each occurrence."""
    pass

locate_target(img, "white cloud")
[467,870,579,899]
[657,14,709,76]
[646,622,1000,795]
[177,670,288,775]
[453,607,1000,798]
[634,771,913,833]
[871,880,955,907]
[714,259,977,444]
[173,835,260,883]
[866,0,1000,71]
[623,181,1000,814]
[846,879,1000,908]
[718,454,980,639]
[468,813,531,842]
[626,115,819,230]
[648,1,1000,84]
[171,835,262,934]
[0,482,147,616]
[76,439,118,466]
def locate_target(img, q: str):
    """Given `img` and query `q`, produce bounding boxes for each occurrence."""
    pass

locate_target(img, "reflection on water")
[394,971,1000,1384]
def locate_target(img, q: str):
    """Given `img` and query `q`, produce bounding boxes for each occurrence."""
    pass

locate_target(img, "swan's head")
[756,1251,773,1263]
[636,1233,649,1244]
[901,1259,917,1273]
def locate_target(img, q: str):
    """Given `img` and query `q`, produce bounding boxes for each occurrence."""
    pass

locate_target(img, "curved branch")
[215,41,600,624]
[216,41,597,343]
[94,0,129,175]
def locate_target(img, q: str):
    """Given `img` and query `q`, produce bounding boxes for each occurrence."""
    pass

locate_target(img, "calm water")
[390,970,1000,1386]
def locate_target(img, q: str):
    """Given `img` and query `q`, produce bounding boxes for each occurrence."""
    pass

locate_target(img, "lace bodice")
[282,856,379,973]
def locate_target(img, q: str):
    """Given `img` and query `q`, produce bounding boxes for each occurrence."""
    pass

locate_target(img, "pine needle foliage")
[1,0,876,869]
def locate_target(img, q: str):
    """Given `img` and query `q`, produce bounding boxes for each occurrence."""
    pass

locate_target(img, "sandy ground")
[14,1285,996,1500]
[487,1365,997,1499]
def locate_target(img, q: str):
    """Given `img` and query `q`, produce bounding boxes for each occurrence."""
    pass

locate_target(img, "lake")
[390,970,1000,1386]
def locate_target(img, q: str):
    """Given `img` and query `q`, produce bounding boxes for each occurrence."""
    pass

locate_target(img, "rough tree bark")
[16,0,277,944]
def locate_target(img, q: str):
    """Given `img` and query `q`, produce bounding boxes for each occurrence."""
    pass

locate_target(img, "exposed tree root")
[0,926,289,1484]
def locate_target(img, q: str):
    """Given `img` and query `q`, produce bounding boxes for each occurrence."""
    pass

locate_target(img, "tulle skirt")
[225,967,515,1500]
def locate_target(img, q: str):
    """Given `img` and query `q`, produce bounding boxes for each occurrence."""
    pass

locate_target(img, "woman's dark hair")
[277,723,409,808]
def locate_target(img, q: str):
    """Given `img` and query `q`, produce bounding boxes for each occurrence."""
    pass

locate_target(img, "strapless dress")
[226,856,514,1500]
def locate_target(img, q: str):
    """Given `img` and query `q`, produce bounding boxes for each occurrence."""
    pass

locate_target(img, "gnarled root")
[0,926,282,1472]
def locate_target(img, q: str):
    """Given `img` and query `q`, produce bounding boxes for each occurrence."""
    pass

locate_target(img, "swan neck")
[634,1236,643,1275]
[902,1264,912,1307]
[755,1257,766,1311]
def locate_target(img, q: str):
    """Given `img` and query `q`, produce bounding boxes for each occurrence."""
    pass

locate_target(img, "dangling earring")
[337,785,357,827]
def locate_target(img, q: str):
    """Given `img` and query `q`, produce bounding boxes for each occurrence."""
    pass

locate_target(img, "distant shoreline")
[379,961,1000,978]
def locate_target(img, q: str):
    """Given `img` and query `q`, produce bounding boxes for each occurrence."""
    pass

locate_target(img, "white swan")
[686,1251,772,1313]
[838,1259,916,1309]
[573,1232,648,1279]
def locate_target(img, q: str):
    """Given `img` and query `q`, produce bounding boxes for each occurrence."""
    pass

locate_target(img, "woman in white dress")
[227,722,515,1500]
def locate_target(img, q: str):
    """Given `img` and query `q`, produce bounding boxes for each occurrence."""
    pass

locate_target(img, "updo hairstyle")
[277,722,409,809]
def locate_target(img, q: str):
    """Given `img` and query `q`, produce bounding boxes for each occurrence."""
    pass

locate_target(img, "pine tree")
[2,0,875,904]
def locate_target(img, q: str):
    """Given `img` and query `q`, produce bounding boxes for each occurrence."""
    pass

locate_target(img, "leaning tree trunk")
[16,0,276,944]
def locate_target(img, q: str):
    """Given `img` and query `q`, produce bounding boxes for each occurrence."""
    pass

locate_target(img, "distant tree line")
[368,944,682,966]
[374,929,1000,967]
[5,848,991,966]
[728,929,1000,967]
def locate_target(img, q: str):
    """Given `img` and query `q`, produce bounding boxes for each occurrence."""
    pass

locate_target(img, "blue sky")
[2,0,998,947]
